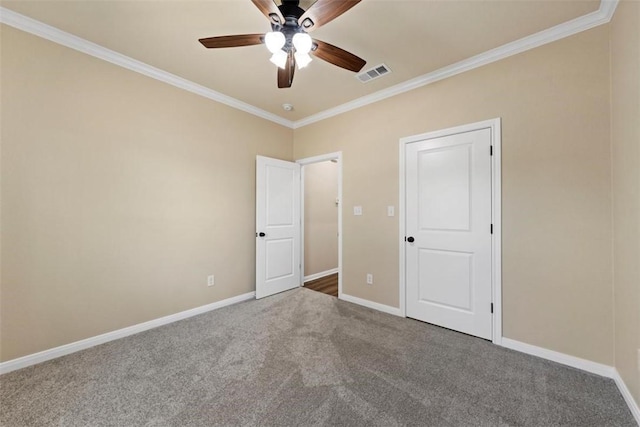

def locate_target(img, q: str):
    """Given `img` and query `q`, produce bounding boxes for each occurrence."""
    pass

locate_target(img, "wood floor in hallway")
[304,273,338,297]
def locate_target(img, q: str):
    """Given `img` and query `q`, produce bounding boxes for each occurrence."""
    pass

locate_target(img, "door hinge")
[490,145,493,156]
[490,224,493,234]
[491,303,494,314]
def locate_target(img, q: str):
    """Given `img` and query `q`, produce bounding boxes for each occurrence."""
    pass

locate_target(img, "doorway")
[399,119,502,344]
[298,152,343,298]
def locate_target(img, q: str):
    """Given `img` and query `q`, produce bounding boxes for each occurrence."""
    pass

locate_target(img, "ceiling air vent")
[356,64,391,83]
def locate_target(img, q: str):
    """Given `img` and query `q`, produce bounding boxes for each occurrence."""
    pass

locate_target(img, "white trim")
[297,152,343,297]
[1,2,618,130]
[612,370,640,425]
[0,7,294,129]
[490,121,503,345]
[600,0,620,21]
[0,292,255,375]
[297,152,342,166]
[502,337,640,423]
[399,118,502,344]
[398,139,407,317]
[303,268,339,283]
[340,293,403,317]
[292,0,619,129]
[501,338,615,378]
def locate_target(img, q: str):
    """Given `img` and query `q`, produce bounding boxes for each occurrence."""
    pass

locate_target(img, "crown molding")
[1,1,618,130]
[0,7,295,129]
[292,0,619,128]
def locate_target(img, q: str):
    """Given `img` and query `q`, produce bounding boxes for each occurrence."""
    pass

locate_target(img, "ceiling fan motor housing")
[279,0,305,20]
[272,17,308,52]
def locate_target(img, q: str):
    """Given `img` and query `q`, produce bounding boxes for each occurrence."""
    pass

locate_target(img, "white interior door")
[256,156,301,299]
[405,128,493,339]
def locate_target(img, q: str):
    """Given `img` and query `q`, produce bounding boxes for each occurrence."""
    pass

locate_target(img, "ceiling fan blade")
[277,51,296,88]
[251,0,285,25]
[299,0,362,32]
[199,34,264,49]
[311,39,366,72]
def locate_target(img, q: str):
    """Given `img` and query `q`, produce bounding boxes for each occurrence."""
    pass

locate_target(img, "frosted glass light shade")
[270,50,288,69]
[292,33,312,54]
[295,52,312,69]
[265,31,286,54]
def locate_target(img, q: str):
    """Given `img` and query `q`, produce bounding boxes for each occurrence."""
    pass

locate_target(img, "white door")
[256,156,301,299]
[405,128,493,339]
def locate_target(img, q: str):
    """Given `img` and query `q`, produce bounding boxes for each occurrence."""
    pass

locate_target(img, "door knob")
[258,232,266,237]
[407,236,415,243]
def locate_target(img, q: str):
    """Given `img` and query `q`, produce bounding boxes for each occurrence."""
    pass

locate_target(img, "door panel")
[418,249,473,311]
[266,238,294,281]
[256,156,301,299]
[406,128,492,340]
[266,166,295,226]
[418,145,471,231]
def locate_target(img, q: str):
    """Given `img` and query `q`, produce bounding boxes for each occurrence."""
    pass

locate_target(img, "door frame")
[398,119,502,345]
[296,152,343,297]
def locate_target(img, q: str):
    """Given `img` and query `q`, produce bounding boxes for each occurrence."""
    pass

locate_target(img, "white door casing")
[256,156,301,299]
[403,124,497,340]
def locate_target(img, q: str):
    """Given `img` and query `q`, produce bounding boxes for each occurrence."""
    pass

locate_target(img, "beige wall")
[294,26,613,365]
[611,0,640,406]
[303,161,338,277]
[0,25,293,361]
[1,9,631,381]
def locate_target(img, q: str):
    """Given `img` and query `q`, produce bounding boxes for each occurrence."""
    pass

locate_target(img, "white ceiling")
[1,1,601,123]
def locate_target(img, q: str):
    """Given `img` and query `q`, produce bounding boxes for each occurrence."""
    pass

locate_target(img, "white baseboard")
[612,369,640,425]
[339,293,403,317]
[500,338,615,378]
[303,268,339,283]
[0,292,255,375]
[500,338,640,423]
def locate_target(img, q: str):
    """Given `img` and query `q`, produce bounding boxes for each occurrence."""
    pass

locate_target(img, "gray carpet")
[0,288,635,426]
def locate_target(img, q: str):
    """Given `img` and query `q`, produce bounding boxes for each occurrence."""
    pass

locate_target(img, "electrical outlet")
[387,206,395,217]
[366,273,373,285]
[354,206,363,216]
[207,275,215,287]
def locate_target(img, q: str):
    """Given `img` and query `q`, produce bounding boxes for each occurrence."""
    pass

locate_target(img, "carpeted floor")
[0,288,635,426]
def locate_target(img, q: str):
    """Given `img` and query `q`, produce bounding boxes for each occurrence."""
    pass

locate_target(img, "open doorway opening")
[297,153,342,298]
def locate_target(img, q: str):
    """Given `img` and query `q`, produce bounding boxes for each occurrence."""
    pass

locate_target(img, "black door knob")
[407,236,415,243]
[258,232,266,237]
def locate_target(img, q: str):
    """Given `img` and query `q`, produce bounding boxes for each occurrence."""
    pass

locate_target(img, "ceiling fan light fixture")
[265,31,286,54]
[295,52,312,69]
[292,33,312,54]
[270,50,288,69]
[199,0,366,88]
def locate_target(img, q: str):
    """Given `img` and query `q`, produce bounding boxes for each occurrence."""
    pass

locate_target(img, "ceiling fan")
[198,0,367,88]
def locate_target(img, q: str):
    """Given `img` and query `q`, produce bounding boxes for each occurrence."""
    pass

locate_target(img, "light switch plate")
[387,206,395,217]
[354,206,363,216]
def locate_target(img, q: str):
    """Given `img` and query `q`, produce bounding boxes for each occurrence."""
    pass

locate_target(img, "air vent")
[356,64,392,83]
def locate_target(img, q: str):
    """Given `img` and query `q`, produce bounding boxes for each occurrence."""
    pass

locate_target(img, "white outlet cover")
[387,206,395,217]
[354,206,363,216]
[366,273,373,285]
[207,275,215,287]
